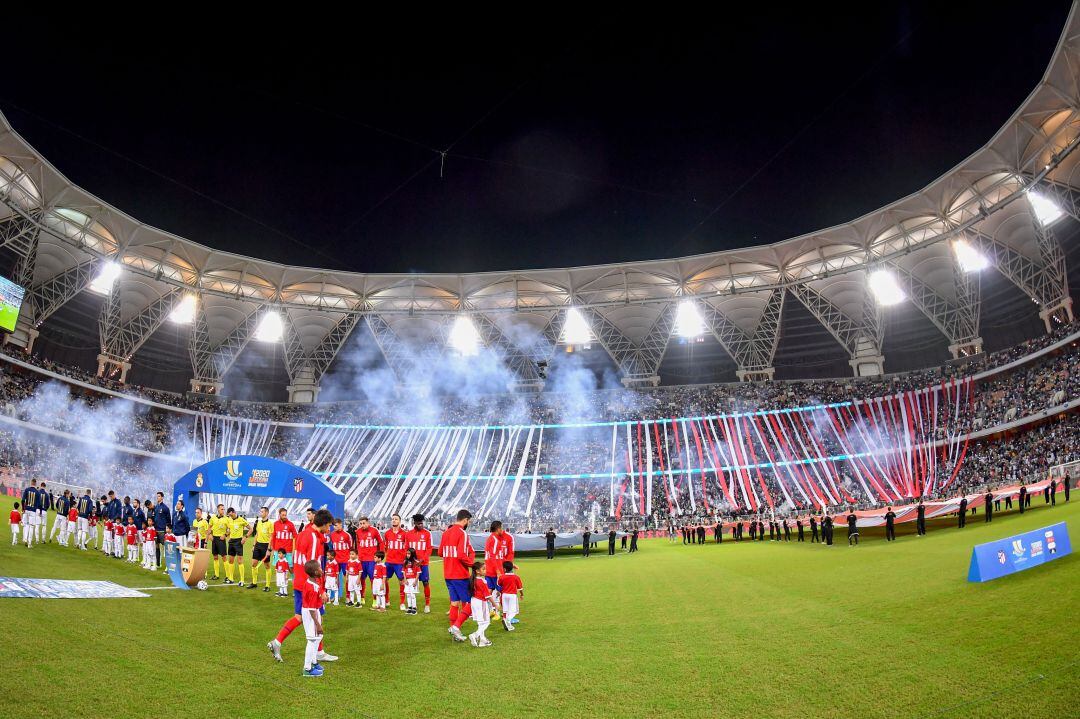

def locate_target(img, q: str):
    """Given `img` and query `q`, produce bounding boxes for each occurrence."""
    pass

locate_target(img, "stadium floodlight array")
[169,293,198,324]
[868,269,906,306]
[674,300,705,338]
[88,261,122,295]
[1026,189,1064,227]
[449,315,481,356]
[952,238,989,273]
[253,309,284,342]
[562,307,593,347]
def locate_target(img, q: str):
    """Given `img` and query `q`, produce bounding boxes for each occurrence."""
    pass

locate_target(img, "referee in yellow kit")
[226,507,249,585]
[208,504,230,581]
[246,506,274,592]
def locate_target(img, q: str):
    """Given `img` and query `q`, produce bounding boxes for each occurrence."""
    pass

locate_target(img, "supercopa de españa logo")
[1011,539,1026,560]
[222,460,242,488]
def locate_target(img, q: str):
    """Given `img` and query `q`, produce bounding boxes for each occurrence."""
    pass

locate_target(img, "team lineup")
[8,478,527,678]
[266,508,524,677]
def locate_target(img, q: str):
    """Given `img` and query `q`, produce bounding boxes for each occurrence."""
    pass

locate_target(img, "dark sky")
[0,4,1071,275]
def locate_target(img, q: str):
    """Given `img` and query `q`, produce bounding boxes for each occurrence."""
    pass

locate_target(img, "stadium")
[1,6,1079,719]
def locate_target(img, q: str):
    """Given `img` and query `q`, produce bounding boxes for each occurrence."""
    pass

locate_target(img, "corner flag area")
[1,495,1076,718]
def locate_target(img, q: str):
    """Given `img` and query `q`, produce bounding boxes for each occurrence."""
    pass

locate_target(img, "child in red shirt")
[403,549,421,615]
[142,526,157,569]
[325,558,339,606]
[299,560,325,678]
[345,551,362,607]
[468,561,499,647]
[125,519,138,563]
[9,503,20,546]
[371,551,387,612]
[496,561,523,630]
[64,506,78,547]
[274,549,291,597]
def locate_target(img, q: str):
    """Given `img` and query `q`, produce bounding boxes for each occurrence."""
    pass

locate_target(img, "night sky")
[0,4,1072,275]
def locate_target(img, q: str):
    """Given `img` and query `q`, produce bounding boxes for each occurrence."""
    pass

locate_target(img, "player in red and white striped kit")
[405,513,433,613]
[383,514,408,611]
[267,508,336,665]
[439,509,476,642]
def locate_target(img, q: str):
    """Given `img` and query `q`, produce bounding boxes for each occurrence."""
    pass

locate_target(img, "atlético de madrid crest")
[293,477,304,493]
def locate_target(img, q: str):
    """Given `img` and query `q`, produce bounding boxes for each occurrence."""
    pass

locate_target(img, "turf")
[0,496,1077,719]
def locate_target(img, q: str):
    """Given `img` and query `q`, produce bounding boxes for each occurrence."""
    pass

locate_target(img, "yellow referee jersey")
[209,515,230,538]
[228,516,249,539]
[252,518,273,544]
[192,517,209,540]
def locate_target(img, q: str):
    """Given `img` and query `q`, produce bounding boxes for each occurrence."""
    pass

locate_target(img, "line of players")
[9,481,97,550]
[266,508,526,676]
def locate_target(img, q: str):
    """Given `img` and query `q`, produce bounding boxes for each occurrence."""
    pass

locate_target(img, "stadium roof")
[2,8,1080,395]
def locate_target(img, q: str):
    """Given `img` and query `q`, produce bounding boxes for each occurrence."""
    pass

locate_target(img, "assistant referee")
[209,504,230,580]
[226,508,249,586]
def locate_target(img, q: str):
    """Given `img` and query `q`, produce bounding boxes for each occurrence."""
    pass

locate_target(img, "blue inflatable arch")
[172,455,344,519]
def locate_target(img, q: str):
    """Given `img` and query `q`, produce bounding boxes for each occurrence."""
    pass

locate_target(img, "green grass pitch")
[0,495,1077,718]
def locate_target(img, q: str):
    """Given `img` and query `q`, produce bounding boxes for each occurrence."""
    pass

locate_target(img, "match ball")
[196,580,208,591]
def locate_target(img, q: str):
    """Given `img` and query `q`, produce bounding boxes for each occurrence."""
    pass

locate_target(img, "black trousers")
[155,532,164,565]
[985,509,992,523]
[885,525,895,541]
[798,528,804,542]
[608,542,615,555]
[546,547,554,559]
[583,545,590,557]
[811,529,819,543]
[917,518,926,535]
[958,513,966,528]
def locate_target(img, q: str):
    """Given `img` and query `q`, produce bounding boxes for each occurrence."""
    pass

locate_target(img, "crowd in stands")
[0,323,1075,531]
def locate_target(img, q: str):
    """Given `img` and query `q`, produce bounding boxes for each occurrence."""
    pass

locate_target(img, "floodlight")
[1027,190,1064,226]
[952,239,989,273]
[254,310,284,342]
[169,293,198,324]
[89,261,122,295]
[674,300,705,338]
[448,315,481,356]
[868,269,906,306]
